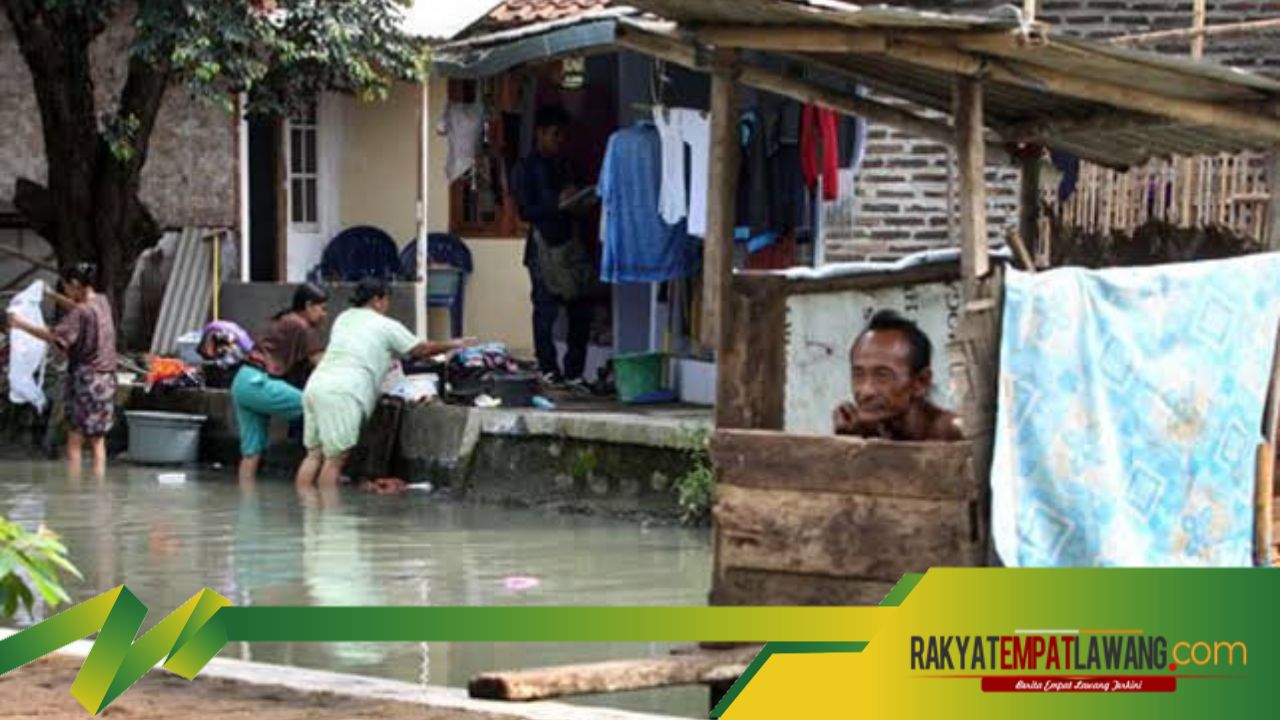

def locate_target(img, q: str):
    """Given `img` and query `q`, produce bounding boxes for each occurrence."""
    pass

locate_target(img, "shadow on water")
[0,461,713,717]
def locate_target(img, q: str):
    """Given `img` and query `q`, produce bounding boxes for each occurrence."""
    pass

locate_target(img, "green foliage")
[133,0,428,116]
[674,429,714,526]
[0,517,81,622]
[570,447,598,482]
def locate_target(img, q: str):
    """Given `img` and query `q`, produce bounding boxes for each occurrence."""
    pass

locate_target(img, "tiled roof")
[480,0,613,30]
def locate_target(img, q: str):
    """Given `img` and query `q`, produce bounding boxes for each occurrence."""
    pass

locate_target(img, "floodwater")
[0,461,713,717]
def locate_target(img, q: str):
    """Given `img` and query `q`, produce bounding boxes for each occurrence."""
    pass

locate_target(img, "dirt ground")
[0,655,524,720]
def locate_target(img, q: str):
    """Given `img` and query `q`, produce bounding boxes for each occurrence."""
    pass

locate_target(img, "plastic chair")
[399,233,472,338]
[311,225,402,282]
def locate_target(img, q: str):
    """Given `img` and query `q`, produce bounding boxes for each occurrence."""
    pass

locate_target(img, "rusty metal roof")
[435,0,1280,168]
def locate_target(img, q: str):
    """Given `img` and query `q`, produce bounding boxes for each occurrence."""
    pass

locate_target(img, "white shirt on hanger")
[678,108,710,238]
[653,105,687,225]
[437,102,484,182]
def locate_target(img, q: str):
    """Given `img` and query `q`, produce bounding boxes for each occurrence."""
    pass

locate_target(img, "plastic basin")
[125,410,207,465]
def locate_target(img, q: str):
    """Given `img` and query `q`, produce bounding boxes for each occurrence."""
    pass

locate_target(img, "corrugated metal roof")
[434,0,1280,168]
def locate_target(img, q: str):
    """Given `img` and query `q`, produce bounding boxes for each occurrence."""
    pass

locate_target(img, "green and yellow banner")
[1,568,1274,718]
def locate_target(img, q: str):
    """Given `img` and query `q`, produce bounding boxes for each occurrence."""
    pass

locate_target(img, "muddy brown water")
[0,461,712,717]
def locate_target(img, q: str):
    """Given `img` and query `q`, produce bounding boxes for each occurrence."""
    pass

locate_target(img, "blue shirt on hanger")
[598,123,696,283]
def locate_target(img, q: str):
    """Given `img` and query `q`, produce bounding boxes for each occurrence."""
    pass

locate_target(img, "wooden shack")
[710,431,983,606]
[452,0,1280,706]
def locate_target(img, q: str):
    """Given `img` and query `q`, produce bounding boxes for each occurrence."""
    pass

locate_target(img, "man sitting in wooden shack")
[833,310,965,442]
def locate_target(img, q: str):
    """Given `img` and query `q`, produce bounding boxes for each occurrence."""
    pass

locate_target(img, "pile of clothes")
[143,356,201,393]
[440,342,537,406]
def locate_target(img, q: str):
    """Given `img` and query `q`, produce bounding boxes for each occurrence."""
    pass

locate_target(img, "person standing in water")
[8,263,118,478]
[229,283,329,485]
[296,278,475,488]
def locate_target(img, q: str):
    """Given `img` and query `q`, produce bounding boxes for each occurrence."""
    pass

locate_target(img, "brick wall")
[0,10,237,231]
[824,1,1280,261]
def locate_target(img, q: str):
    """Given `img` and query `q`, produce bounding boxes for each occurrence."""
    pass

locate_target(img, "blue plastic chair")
[399,233,473,338]
[311,225,402,282]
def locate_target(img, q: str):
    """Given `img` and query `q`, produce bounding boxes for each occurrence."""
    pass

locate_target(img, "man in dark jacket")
[511,105,592,388]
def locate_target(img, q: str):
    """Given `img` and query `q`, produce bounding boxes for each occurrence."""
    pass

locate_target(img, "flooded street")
[0,461,712,716]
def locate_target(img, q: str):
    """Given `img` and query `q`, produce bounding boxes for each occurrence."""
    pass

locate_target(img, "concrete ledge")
[0,629,687,720]
[475,409,710,450]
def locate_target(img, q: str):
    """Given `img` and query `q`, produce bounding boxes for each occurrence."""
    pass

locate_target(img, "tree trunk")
[4,1,168,321]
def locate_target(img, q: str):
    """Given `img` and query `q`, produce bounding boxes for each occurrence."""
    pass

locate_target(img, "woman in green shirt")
[296,278,474,487]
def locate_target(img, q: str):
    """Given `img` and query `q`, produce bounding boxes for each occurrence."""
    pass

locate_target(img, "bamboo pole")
[1180,2,1206,228]
[1267,151,1280,249]
[1257,318,1280,566]
[1111,17,1280,45]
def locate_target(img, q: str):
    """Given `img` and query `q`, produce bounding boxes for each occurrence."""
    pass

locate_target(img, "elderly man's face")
[850,329,930,423]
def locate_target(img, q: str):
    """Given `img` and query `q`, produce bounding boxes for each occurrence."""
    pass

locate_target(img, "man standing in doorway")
[512,105,592,389]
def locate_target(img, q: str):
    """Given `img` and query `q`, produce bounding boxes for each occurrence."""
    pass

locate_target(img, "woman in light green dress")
[295,278,474,488]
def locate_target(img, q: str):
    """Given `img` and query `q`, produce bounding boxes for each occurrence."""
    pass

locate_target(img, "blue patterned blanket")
[991,255,1280,567]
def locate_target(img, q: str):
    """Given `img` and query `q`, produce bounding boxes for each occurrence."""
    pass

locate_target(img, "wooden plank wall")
[715,275,788,430]
[709,430,985,606]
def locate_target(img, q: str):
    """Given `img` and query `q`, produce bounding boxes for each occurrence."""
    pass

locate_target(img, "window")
[288,102,319,228]
[448,77,521,237]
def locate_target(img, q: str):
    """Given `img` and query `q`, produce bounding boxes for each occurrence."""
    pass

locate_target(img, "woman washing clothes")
[296,278,476,488]
[230,283,329,484]
[7,263,117,479]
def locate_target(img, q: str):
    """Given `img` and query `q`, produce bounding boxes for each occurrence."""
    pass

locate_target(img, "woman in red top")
[8,263,117,479]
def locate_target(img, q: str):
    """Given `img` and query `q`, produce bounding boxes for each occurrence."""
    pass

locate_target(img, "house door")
[247,113,282,281]
[284,97,341,281]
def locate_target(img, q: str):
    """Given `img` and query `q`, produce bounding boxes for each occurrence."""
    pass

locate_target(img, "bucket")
[614,352,671,404]
[125,411,207,465]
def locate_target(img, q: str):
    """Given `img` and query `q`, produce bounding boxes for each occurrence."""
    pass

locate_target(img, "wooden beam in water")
[468,646,762,701]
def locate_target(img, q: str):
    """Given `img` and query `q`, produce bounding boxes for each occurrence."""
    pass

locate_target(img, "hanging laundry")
[682,110,710,238]
[838,85,869,172]
[801,105,840,201]
[436,101,484,182]
[7,280,48,412]
[653,107,712,237]
[598,124,693,283]
[736,110,773,237]
[653,107,688,226]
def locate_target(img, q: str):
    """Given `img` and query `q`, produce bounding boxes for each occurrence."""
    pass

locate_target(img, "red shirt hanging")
[800,105,840,201]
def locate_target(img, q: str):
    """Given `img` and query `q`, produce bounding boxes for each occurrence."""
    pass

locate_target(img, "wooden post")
[415,80,431,339]
[1266,150,1280,250]
[703,52,739,355]
[1018,148,1041,263]
[955,76,989,300]
[1180,0,1207,228]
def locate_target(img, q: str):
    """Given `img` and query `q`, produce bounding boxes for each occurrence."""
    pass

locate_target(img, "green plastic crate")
[614,352,669,404]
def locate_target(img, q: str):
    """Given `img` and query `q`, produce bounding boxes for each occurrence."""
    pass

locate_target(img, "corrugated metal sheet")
[150,228,216,356]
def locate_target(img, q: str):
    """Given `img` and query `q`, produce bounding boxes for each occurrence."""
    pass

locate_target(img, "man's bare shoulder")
[928,407,966,442]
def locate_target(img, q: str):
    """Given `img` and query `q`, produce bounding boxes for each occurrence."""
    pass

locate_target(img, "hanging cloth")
[801,105,840,201]
[7,280,48,412]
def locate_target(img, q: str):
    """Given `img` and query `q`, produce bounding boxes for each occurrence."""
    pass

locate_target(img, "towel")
[992,254,1280,567]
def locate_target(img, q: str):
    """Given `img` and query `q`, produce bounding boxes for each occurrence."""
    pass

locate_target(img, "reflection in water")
[0,463,711,716]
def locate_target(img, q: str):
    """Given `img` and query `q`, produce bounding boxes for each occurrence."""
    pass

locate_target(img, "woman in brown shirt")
[230,283,329,484]
[8,263,117,478]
